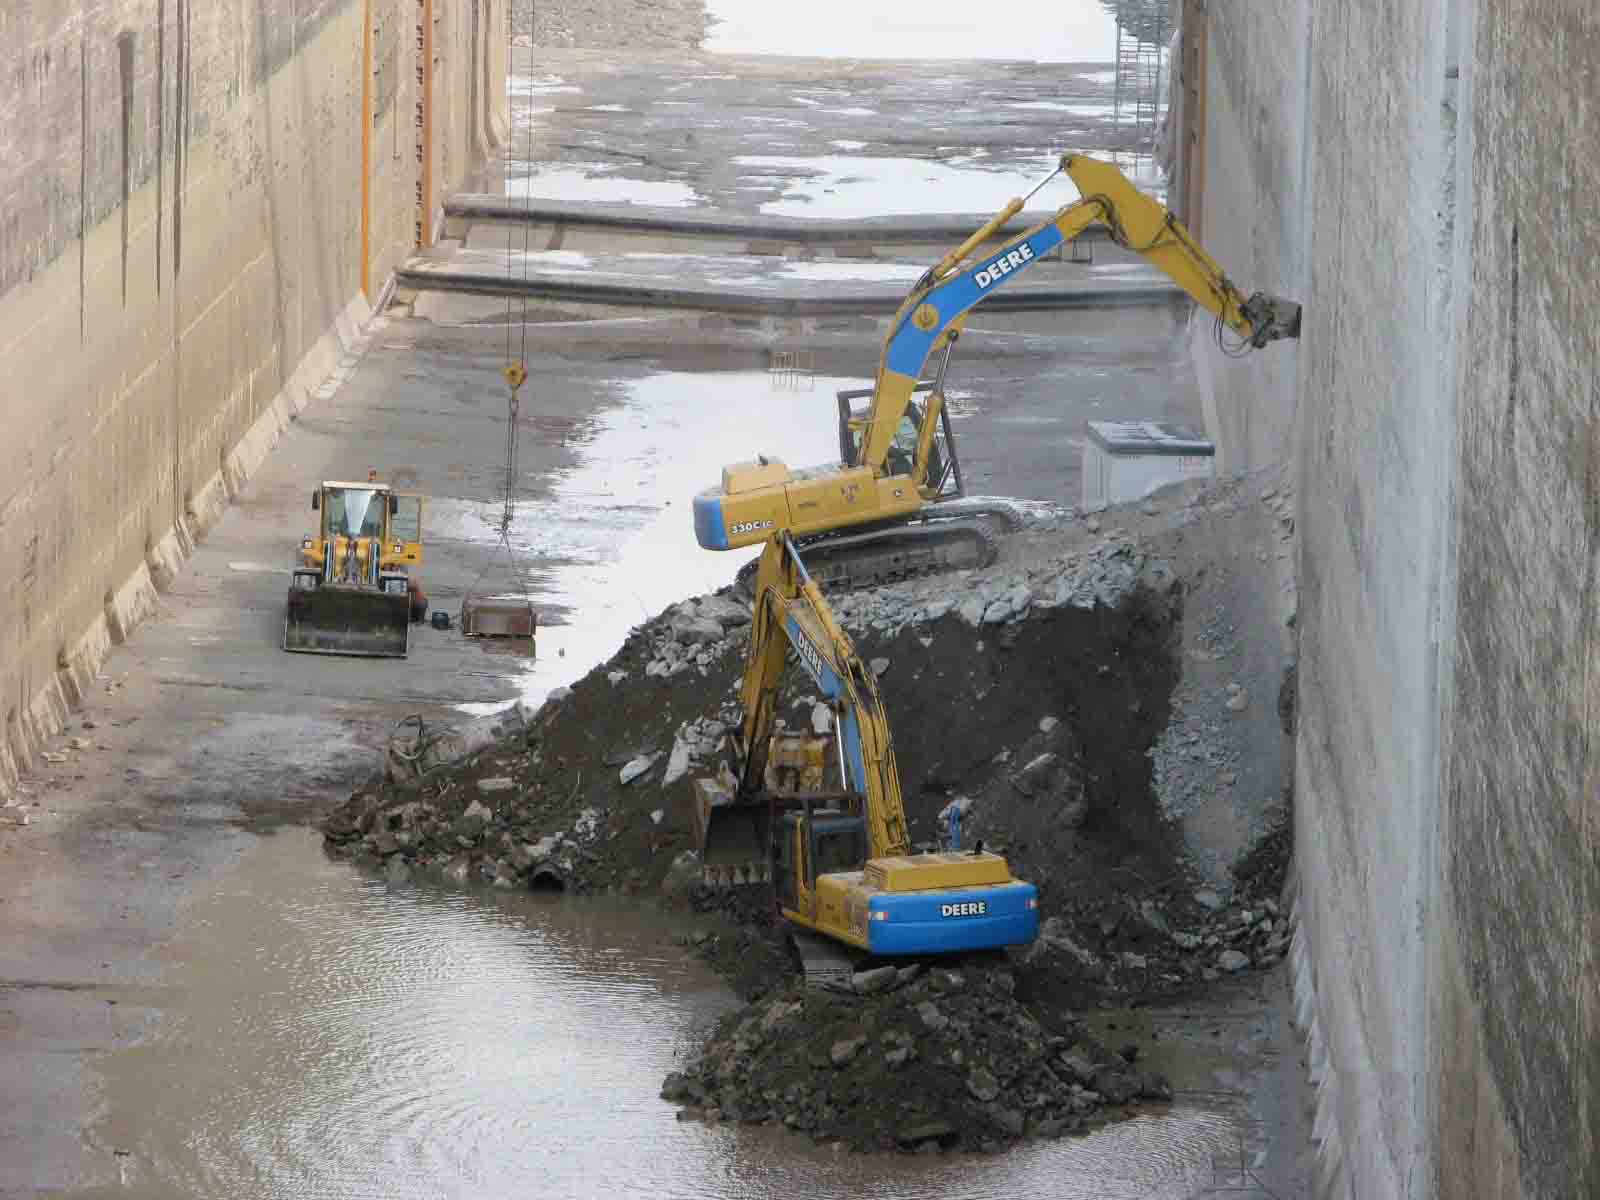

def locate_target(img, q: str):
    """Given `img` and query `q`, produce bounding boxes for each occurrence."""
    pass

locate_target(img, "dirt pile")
[322,475,1297,1010]
[661,958,1172,1153]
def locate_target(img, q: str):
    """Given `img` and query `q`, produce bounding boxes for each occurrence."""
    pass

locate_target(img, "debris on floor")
[661,957,1172,1153]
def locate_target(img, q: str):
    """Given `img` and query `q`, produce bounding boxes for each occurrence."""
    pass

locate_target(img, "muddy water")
[454,369,856,712]
[87,830,1264,1199]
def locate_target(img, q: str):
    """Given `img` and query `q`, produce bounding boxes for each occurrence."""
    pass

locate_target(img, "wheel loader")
[283,476,425,657]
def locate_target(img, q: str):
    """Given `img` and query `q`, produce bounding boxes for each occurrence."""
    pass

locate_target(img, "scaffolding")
[1106,0,1171,151]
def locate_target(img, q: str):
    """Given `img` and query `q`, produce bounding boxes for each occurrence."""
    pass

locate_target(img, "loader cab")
[318,484,391,542]
[836,382,964,500]
[775,809,868,915]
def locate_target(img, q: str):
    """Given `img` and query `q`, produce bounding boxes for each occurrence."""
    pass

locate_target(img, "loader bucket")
[688,776,772,887]
[284,584,411,657]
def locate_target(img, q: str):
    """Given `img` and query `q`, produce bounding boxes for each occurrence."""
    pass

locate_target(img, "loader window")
[325,488,384,539]
[391,495,423,543]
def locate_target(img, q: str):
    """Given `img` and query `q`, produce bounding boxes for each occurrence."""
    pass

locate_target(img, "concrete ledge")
[0,291,376,804]
[443,194,1114,246]
[393,263,1182,315]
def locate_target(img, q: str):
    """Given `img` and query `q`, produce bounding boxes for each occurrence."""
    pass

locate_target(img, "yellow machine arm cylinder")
[735,536,910,859]
[855,153,1301,470]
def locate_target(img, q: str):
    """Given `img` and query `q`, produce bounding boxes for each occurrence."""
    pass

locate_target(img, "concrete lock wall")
[0,0,508,797]
[1192,0,1597,1196]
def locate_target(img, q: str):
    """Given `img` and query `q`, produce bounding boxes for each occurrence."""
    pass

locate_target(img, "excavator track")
[735,507,1016,597]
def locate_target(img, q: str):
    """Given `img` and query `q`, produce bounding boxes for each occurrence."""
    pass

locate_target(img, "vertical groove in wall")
[421,0,435,248]
[1504,222,1520,434]
[117,31,134,307]
[362,0,372,298]
[157,0,166,294]
[173,0,187,280]
[79,21,88,341]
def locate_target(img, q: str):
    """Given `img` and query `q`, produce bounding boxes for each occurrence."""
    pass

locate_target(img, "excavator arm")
[856,153,1302,469]
[732,534,909,859]
[689,535,1039,958]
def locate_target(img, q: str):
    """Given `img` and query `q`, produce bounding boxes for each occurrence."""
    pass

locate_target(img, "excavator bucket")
[688,775,772,887]
[283,582,411,657]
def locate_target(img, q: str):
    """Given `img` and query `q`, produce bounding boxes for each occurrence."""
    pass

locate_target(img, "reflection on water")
[465,371,858,711]
[86,832,1253,1200]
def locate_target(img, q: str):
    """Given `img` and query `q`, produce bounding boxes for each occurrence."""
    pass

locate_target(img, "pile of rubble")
[661,959,1171,1153]
[824,534,1151,640]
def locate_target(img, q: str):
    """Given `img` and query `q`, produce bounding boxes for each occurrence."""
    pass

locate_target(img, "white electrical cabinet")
[1081,420,1214,509]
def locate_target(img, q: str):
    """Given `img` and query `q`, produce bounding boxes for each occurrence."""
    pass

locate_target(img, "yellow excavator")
[690,533,1038,965]
[692,154,1302,588]
[283,475,425,657]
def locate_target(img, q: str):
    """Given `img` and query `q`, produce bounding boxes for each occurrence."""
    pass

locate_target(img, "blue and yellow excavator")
[690,533,1039,963]
[693,154,1302,589]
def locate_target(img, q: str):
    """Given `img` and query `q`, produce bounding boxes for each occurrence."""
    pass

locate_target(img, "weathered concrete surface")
[444,195,1121,248]
[397,244,1182,311]
[1194,0,1598,1196]
[0,1,506,803]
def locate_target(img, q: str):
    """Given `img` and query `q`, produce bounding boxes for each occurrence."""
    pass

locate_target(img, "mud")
[661,958,1173,1153]
[323,476,1297,1024]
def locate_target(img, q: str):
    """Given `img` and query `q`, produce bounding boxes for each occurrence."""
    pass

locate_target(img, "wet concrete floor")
[1,29,1308,1200]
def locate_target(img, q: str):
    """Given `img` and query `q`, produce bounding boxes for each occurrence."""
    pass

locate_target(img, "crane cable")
[500,0,537,536]
[468,0,536,609]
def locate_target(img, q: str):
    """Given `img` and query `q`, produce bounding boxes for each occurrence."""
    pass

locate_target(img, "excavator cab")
[774,808,868,919]
[837,382,964,501]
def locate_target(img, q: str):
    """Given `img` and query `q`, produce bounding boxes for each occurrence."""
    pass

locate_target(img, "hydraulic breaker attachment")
[1239,292,1303,346]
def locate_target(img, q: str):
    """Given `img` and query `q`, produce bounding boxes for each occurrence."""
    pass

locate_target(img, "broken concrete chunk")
[1194,888,1225,911]
[1091,1069,1138,1105]
[966,1068,1001,1103]
[830,1036,868,1067]
[1058,1050,1096,1085]
[869,657,890,678]
[476,776,515,794]
[1038,716,1059,734]
[697,594,752,629]
[670,615,724,646]
[1217,949,1251,973]
[650,809,665,826]
[619,752,660,785]
[930,967,966,993]
[916,1000,949,1032]
[851,965,900,995]
[661,738,693,788]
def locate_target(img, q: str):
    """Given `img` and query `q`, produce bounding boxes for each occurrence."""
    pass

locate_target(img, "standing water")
[86,831,1255,1199]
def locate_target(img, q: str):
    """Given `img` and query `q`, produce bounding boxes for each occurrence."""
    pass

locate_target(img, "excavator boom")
[693,154,1301,591]
[859,153,1301,468]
